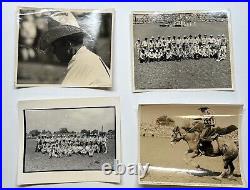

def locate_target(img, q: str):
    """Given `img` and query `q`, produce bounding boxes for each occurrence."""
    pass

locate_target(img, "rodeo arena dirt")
[139,105,243,187]
[133,12,233,90]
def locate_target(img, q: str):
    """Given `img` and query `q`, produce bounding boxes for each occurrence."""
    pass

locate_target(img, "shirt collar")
[67,46,86,69]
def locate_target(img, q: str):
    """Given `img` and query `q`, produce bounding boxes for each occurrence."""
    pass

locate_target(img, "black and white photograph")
[132,11,234,91]
[15,7,113,87]
[17,98,120,185]
[139,104,244,187]
[24,107,116,172]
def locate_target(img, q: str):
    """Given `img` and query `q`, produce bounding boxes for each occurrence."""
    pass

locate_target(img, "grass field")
[133,22,232,90]
[140,136,242,186]
[17,62,67,84]
[24,138,116,172]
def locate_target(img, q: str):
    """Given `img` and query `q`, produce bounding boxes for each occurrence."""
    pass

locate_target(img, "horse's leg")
[228,161,235,178]
[183,152,200,169]
[217,159,230,178]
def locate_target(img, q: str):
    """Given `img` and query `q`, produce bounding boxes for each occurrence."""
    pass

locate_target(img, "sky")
[25,107,115,133]
[140,104,243,128]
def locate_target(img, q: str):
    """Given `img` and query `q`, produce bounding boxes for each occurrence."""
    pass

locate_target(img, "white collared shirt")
[62,46,111,87]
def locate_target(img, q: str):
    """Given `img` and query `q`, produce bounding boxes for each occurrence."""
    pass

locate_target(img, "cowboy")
[198,107,216,153]
[39,11,111,87]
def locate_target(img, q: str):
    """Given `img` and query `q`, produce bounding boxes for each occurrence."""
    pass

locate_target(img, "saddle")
[198,133,220,156]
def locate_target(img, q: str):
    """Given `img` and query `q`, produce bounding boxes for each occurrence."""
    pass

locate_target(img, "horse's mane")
[181,126,192,132]
[181,120,204,133]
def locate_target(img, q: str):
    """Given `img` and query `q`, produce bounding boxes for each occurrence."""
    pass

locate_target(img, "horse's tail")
[215,125,238,135]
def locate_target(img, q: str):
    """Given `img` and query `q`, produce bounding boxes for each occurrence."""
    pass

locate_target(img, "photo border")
[17,97,121,185]
[137,103,246,187]
[131,10,235,92]
[14,7,115,88]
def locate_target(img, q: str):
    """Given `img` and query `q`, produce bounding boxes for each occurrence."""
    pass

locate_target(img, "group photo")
[135,33,227,63]
[33,129,110,159]
[23,106,116,172]
[133,11,233,90]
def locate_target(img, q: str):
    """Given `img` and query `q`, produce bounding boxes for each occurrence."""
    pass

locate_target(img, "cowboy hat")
[39,11,84,50]
[198,106,210,111]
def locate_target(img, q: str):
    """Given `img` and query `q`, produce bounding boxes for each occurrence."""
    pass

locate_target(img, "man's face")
[201,109,208,115]
[52,39,74,64]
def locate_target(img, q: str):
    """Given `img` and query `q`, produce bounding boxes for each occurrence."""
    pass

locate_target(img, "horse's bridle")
[171,127,185,142]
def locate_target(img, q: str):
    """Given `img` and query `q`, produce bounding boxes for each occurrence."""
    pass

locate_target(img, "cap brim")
[39,25,84,50]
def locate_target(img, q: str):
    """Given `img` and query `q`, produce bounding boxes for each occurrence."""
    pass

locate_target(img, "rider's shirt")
[203,115,215,127]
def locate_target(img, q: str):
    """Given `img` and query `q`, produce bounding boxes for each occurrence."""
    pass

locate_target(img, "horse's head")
[170,126,183,144]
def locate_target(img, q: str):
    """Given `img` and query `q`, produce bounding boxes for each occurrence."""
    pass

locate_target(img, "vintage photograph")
[16,7,113,87]
[18,98,120,185]
[139,104,244,187]
[132,11,234,91]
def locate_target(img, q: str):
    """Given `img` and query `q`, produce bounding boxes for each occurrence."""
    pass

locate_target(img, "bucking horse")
[170,120,239,178]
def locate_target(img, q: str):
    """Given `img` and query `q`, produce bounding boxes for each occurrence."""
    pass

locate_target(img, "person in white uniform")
[39,11,111,87]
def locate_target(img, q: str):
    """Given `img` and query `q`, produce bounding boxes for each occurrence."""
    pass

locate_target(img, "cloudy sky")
[25,107,115,133]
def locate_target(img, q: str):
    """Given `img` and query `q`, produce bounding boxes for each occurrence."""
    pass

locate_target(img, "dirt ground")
[24,138,116,172]
[140,136,243,187]
[133,22,232,90]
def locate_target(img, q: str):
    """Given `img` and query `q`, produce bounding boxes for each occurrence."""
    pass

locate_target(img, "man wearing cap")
[166,36,171,49]
[165,48,172,61]
[39,11,111,87]
[148,49,155,62]
[215,35,222,48]
[176,36,182,47]
[201,34,208,46]
[141,38,148,50]
[135,38,142,56]
[139,49,148,63]
[217,34,227,61]
[151,36,155,43]
[208,35,215,44]
[148,39,155,51]
[155,39,161,51]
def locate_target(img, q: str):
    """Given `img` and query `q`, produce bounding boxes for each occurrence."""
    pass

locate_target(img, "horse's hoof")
[195,165,201,169]
[217,172,227,179]
[227,174,234,179]
[215,175,223,179]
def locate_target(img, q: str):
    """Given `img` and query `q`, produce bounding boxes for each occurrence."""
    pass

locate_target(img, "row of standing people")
[35,134,108,158]
[135,34,227,63]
